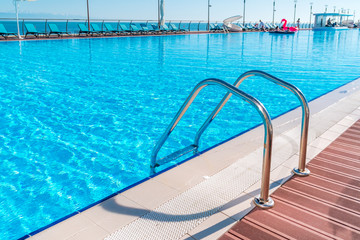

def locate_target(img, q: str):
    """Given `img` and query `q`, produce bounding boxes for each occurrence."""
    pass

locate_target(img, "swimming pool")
[1,30,360,239]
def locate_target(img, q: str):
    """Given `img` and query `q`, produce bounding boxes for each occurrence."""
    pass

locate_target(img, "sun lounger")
[139,23,154,34]
[264,23,272,30]
[48,23,70,37]
[104,24,122,35]
[245,23,255,31]
[119,24,132,34]
[209,23,216,32]
[130,23,142,34]
[24,23,47,38]
[269,23,277,29]
[237,23,248,31]
[161,24,173,33]
[210,23,223,32]
[78,23,95,36]
[169,23,186,32]
[151,24,163,34]
[91,23,106,35]
[0,23,17,39]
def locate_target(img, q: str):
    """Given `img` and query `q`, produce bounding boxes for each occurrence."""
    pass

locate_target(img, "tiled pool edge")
[0,29,314,43]
[180,80,360,240]
[26,77,360,240]
[103,81,360,240]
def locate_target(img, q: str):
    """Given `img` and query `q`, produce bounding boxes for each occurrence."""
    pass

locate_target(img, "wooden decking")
[220,120,360,240]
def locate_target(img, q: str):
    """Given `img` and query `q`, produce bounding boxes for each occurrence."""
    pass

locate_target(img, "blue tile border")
[17,76,360,240]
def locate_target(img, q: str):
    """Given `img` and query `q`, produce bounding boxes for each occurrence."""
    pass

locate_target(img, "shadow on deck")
[220,120,360,240]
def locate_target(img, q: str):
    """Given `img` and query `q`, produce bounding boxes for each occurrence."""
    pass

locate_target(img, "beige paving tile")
[29,214,96,240]
[121,179,180,210]
[272,134,299,156]
[220,192,255,221]
[153,162,206,192]
[195,149,242,172]
[337,116,357,127]
[270,165,293,185]
[319,130,341,142]
[271,151,297,171]
[66,225,108,240]
[328,124,349,134]
[347,113,360,121]
[81,194,149,233]
[238,149,263,173]
[178,149,240,178]
[345,113,360,120]
[309,136,332,150]
[273,115,301,134]
[351,109,360,116]
[331,102,360,115]
[308,121,332,142]
[281,126,301,140]
[187,212,236,240]
[306,145,323,160]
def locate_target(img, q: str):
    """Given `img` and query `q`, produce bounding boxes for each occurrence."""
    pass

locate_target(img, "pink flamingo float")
[281,19,298,32]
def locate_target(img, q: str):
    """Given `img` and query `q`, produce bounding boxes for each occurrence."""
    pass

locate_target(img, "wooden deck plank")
[220,120,360,239]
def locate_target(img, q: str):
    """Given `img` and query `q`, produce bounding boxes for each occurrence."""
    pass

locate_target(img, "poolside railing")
[0,17,314,36]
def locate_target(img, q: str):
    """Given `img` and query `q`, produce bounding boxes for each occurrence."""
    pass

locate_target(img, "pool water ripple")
[0,30,359,239]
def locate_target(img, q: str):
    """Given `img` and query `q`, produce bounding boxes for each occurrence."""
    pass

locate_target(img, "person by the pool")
[326,18,332,27]
[259,20,266,31]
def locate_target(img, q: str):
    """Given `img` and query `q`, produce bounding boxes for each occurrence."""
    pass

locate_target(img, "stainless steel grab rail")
[151,78,274,208]
[194,70,310,176]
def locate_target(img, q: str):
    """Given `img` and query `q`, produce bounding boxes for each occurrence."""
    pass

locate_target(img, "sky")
[1,0,359,23]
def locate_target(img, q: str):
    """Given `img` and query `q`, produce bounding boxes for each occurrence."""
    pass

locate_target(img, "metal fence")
[0,18,314,35]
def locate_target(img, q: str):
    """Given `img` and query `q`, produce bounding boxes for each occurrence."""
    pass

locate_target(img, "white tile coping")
[28,78,360,240]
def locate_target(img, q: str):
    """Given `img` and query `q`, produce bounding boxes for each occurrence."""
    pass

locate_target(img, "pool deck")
[0,29,313,42]
[27,76,360,240]
[220,119,360,240]
[0,31,217,42]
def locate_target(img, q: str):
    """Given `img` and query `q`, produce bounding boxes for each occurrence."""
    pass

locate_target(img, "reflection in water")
[241,33,245,59]
[268,33,297,61]
[206,34,210,66]
[306,31,311,58]
[18,40,23,55]
[158,37,165,67]
[290,34,295,60]
[88,39,92,64]
[270,34,274,61]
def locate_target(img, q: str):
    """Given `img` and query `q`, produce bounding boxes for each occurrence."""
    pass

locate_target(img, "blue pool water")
[0,30,360,239]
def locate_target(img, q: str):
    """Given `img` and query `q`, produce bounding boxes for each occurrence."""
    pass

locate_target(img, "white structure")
[223,15,243,32]
[13,0,36,39]
[313,13,352,30]
[158,0,165,27]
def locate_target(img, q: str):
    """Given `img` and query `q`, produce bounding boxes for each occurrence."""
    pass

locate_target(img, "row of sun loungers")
[77,23,187,36]
[0,22,312,40]
[229,22,312,31]
[0,22,188,39]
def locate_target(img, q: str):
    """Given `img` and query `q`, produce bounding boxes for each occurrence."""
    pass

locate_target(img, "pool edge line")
[18,75,360,240]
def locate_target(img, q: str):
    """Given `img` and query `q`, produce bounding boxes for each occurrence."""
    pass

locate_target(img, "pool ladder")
[151,70,310,209]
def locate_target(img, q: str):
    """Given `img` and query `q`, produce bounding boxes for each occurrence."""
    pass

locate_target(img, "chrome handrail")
[194,70,310,176]
[151,78,274,208]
